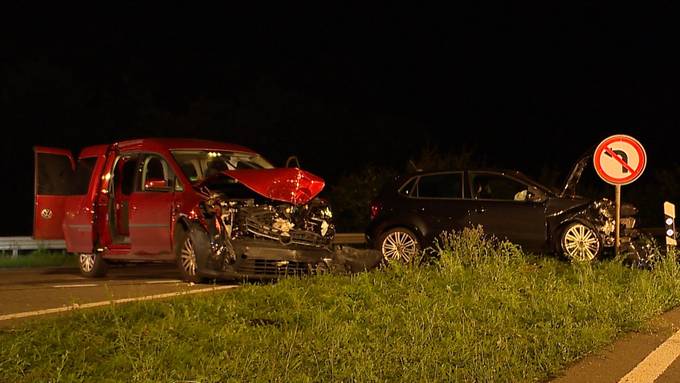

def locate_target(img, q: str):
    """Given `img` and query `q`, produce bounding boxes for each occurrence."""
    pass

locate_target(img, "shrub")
[327,165,398,232]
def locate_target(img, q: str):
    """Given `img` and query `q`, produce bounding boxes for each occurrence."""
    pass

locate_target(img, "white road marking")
[0,285,238,322]
[52,283,99,288]
[144,280,183,284]
[619,328,680,383]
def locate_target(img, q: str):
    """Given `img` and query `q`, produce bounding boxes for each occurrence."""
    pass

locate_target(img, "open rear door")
[33,146,75,239]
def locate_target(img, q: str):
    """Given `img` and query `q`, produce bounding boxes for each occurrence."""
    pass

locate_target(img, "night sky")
[2,4,680,235]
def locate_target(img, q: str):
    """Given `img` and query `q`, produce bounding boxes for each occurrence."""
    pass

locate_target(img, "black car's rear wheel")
[560,222,602,262]
[379,228,420,263]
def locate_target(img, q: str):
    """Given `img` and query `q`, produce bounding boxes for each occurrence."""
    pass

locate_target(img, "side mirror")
[144,178,172,192]
[285,156,300,168]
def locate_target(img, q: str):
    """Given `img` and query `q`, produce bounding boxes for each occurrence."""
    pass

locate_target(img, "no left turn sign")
[593,134,646,185]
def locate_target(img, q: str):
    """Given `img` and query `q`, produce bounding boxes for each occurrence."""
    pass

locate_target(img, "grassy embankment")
[2,228,680,382]
[0,250,77,268]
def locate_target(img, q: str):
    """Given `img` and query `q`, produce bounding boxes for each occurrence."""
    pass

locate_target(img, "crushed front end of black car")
[552,152,657,266]
[551,196,656,266]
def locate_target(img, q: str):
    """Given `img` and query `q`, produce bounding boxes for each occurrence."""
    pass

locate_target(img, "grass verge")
[0,250,77,268]
[2,228,680,382]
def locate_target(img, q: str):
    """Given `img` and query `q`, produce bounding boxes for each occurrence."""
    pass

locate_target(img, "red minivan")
[34,138,340,282]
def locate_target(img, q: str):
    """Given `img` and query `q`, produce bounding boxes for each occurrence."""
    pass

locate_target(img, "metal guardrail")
[0,237,67,258]
[0,233,367,258]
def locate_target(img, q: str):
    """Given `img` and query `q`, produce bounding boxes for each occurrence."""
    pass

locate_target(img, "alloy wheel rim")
[180,237,197,275]
[563,224,600,262]
[80,253,95,272]
[382,231,418,263]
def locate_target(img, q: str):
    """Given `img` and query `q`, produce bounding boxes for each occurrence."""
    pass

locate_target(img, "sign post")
[615,184,621,254]
[593,135,647,257]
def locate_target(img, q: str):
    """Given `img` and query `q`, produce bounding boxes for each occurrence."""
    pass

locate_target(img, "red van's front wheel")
[174,224,208,283]
[79,253,107,277]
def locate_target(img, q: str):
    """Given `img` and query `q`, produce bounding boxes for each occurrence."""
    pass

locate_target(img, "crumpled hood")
[560,150,593,198]
[205,168,325,205]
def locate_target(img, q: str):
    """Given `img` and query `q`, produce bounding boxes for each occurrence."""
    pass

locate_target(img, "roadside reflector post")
[593,135,647,258]
[664,201,676,253]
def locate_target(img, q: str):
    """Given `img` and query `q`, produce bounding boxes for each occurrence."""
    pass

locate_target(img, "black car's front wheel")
[379,228,421,264]
[560,222,602,262]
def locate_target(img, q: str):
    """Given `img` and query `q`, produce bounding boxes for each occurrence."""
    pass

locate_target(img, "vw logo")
[41,208,53,220]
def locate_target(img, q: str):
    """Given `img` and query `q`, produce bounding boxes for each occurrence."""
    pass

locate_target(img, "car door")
[100,152,143,247]
[409,172,470,243]
[466,171,547,250]
[33,146,75,239]
[62,154,104,253]
[128,154,177,256]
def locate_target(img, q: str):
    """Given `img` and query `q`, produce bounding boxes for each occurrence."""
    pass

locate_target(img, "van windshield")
[171,150,274,183]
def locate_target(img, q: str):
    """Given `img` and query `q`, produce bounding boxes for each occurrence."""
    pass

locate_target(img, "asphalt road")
[0,264,236,327]
[553,306,680,383]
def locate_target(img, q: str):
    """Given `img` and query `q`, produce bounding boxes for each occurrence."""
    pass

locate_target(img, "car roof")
[397,169,555,195]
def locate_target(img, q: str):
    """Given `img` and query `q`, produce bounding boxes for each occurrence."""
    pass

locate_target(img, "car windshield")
[171,150,274,183]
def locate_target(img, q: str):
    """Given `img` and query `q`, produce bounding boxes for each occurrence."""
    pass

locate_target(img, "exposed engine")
[589,198,638,247]
[199,192,335,265]
[588,198,657,267]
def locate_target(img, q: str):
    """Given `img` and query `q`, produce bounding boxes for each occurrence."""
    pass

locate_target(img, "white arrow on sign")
[597,140,641,179]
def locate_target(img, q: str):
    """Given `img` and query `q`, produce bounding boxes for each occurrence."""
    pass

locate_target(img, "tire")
[79,253,108,277]
[378,227,421,264]
[175,224,208,283]
[559,221,602,262]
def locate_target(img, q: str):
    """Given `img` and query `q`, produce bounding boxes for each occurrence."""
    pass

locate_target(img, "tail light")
[370,200,382,220]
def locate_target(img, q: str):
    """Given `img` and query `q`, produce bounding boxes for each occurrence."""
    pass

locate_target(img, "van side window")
[111,154,140,196]
[140,155,176,192]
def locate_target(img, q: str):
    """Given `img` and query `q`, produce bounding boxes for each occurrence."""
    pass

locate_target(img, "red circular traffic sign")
[593,134,646,185]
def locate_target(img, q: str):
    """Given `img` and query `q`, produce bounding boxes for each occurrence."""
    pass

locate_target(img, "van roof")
[79,138,257,157]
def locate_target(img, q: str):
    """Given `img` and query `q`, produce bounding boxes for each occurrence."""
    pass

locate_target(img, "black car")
[366,155,647,263]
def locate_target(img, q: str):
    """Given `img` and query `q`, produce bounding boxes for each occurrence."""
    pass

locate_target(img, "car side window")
[399,177,418,196]
[469,173,529,201]
[139,155,176,192]
[415,173,463,199]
